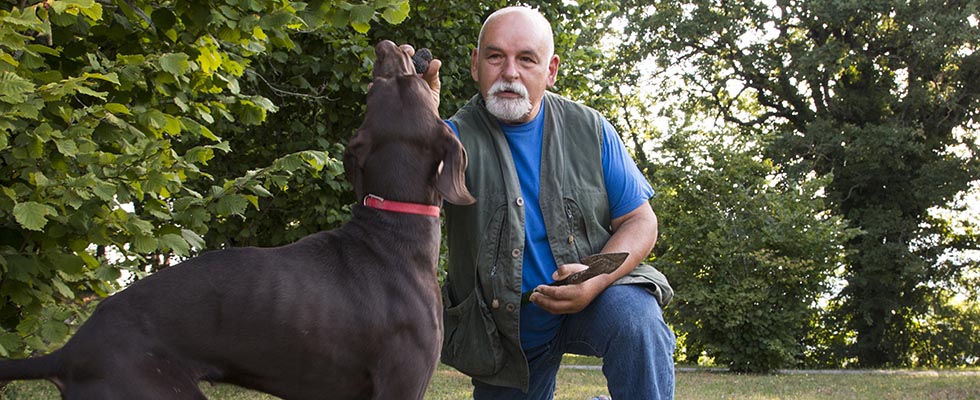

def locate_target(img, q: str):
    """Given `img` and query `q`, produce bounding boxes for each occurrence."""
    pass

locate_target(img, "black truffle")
[412,48,433,74]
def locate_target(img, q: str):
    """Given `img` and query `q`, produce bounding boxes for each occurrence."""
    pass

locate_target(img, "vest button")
[516,197,524,207]
[506,303,516,312]
[568,235,575,244]
[511,249,521,258]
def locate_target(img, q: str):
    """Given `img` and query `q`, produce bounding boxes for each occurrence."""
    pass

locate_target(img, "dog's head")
[344,40,475,207]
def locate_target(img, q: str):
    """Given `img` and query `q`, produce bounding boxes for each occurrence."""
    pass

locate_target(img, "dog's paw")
[412,48,432,74]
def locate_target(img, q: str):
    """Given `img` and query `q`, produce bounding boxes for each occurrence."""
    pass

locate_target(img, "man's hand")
[399,44,442,108]
[530,203,659,314]
[529,263,608,314]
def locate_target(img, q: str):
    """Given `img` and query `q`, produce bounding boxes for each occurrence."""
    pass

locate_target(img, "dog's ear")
[436,124,476,205]
[343,128,371,197]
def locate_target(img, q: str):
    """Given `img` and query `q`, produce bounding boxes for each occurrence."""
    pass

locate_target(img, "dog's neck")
[362,194,441,217]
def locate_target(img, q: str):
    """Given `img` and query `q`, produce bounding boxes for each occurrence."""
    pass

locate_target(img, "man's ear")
[546,54,560,88]
[471,48,480,82]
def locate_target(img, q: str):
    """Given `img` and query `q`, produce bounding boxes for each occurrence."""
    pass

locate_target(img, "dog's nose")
[373,40,413,79]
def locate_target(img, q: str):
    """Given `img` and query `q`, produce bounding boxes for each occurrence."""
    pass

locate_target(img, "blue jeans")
[472,284,676,400]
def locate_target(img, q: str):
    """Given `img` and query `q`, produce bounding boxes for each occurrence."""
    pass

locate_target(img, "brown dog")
[0,40,474,400]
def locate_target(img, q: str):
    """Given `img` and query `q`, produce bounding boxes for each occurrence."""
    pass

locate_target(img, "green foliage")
[198,0,623,249]
[647,128,855,372]
[0,0,406,358]
[617,0,980,368]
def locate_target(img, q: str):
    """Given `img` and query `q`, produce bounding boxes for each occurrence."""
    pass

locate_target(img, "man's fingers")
[533,284,562,299]
[422,58,442,108]
[552,263,588,281]
[529,286,579,314]
[399,44,416,57]
[397,44,441,104]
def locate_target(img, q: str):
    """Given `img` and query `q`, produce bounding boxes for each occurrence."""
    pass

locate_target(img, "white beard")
[485,81,532,122]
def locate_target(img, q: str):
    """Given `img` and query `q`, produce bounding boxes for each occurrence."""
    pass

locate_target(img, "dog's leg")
[368,335,439,400]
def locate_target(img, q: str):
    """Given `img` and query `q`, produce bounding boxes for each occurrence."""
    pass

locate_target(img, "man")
[410,6,675,400]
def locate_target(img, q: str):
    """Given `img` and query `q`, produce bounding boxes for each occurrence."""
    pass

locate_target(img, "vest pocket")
[441,285,505,376]
[562,198,598,260]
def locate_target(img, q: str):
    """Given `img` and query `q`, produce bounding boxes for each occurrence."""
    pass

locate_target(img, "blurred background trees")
[1,0,977,372]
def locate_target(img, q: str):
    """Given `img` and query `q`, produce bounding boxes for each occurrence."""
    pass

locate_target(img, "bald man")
[416,6,676,400]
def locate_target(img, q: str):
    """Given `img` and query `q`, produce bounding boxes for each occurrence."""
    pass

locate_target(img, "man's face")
[471,12,559,124]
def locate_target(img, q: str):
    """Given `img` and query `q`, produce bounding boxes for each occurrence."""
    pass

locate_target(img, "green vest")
[441,92,673,391]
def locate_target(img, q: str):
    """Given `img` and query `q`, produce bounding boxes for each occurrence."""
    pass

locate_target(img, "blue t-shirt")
[446,103,654,350]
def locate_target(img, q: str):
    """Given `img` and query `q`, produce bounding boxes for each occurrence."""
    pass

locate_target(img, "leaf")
[73,0,104,22]
[214,193,249,216]
[181,229,206,250]
[381,1,410,25]
[249,184,273,197]
[150,7,177,31]
[158,233,190,256]
[104,102,131,115]
[126,217,155,236]
[0,51,17,67]
[131,234,158,253]
[82,72,120,85]
[91,179,116,201]
[196,37,222,74]
[0,332,22,357]
[95,264,120,281]
[55,138,78,157]
[185,146,216,165]
[13,201,57,231]
[302,150,330,171]
[237,100,267,125]
[349,4,373,33]
[40,320,69,344]
[260,11,296,30]
[159,53,190,76]
[139,109,168,132]
[0,71,35,104]
[51,278,74,299]
[251,96,277,112]
[162,114,182,135]
[73,248,100,269]
[5,255,39,283]
[45,251,84,275]
[3,6,43,28]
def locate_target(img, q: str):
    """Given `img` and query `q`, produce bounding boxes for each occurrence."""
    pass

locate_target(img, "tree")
[0,0,409,358]
[639,123,854,372]
[616,0,980,367]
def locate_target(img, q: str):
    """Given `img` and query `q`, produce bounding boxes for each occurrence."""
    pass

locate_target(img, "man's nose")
[501,57,519,80]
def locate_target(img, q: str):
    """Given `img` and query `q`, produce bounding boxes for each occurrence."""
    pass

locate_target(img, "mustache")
[489,81,529,98]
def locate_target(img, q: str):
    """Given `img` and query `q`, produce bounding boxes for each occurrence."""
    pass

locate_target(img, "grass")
[3,358,979,399]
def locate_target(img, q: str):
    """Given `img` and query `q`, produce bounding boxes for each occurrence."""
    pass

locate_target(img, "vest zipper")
[489,210,504,310]
[565,203,578,259]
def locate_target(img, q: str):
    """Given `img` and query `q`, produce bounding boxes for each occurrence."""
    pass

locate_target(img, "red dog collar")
[363,194,441,218]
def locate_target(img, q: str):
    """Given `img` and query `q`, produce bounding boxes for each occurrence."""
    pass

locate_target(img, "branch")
[245,70,340,101]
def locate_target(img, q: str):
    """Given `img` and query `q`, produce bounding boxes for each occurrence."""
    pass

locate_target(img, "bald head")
[478,7,555,58]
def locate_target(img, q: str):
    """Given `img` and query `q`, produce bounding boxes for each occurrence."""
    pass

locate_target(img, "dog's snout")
[373,40,414,79]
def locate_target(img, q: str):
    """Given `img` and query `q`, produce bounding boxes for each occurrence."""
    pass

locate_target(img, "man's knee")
[591,285,672,344]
